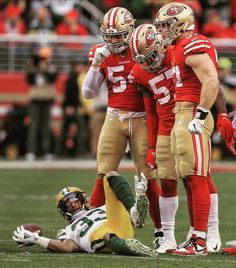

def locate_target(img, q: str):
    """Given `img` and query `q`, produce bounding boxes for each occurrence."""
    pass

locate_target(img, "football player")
[82,7,162,237]
[13,171,158,257]
[154,2,235,256]
[130,24,178,254]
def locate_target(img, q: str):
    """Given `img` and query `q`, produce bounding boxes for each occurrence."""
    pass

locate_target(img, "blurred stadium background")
[0,0,235,161]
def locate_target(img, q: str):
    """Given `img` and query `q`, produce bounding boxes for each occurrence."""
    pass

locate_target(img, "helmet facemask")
[154,18,178,46]
[57,187,90,223]
[101,25,133,54]
[134,49,164,72]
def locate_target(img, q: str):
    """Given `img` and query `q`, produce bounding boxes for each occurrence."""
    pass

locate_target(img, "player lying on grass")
[13,171,157,257]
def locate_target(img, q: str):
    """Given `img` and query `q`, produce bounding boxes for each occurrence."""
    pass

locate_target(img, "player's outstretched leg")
[106,171,149,228]
[104,234,157,257]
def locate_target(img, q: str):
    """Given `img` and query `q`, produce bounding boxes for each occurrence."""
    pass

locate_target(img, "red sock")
[146,178,162,228]
[160,179,178,197]
[187,175,210,231]
[183,179,194,227]
[206,172,217,193]
[89,178,105,207]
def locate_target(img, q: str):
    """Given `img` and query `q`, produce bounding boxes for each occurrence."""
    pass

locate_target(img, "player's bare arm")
[214,85,227,113]
[185,53,219,109]
[47,238,81,253]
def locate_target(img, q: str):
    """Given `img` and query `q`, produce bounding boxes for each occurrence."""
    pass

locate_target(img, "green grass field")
[1,169,236,268]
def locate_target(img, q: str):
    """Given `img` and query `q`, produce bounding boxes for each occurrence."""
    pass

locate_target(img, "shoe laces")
[188,234,206,250]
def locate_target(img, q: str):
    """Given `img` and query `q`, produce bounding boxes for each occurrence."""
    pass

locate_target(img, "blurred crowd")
[0,0,236,38]
[0,0,89,36]
[0,0,235,161]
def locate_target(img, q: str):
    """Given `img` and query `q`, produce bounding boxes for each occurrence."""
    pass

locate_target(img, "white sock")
[186,226,194,240]
[208,193,220,236]
[194,230,206,239]
[160,196,178,241]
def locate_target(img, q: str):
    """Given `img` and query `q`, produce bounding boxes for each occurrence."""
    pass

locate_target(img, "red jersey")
[89,44,144,112]
[172,33,218,104]
[132,46,175,135]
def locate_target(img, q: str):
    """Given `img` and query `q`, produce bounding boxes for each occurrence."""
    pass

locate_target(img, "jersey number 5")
[148,69,173,105]
[107,66,133,93]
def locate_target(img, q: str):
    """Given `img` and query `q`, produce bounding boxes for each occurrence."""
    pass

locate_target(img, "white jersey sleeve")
[82,66,105,99]
[58,206,107,253]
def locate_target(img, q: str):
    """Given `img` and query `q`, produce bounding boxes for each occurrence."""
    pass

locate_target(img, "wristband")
[35,236,50,249]
[218,112,228,117]
[195,106,209,120]
[90,65,100,71]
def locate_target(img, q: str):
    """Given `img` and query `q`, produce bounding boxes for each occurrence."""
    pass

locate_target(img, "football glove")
[225,129,236,155]
[13,226,39,247]
[92,45,110,66]
[146,148,157,170]
[188,106,209,134]
[134,173,148,196]
[216,113,234,143]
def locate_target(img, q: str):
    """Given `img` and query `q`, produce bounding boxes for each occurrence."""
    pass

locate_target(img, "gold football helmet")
[57,187,89,222]
[130,24,165,72]
[100,7,135,54]
[153,2,195,46]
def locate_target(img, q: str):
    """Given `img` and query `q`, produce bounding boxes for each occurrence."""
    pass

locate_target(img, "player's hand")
[188,118,205,134]
[134,172,148,195]
[146,148,157,170]
[225,128,236,155]
[13,226,39,246]
[217,113,234,143]
[92,45,111,66]
[188,106,209,134]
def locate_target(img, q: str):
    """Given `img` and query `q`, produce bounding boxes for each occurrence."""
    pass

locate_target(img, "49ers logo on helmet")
[166,5,184,16]
[145,29,155,45]
[124,11,132,23]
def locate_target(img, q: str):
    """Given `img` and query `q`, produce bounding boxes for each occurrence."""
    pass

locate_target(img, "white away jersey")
[58,206,107,253]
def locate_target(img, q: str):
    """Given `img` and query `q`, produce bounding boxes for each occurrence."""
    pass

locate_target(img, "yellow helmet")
[153,2,195,45]
[130,24,165,72]
[100,7,135,53]
[56,187,89,222]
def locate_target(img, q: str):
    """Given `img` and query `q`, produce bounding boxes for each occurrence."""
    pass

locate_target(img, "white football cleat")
[153,231,164,249]
[130,194,149,228]
[173,235,208,256]
[155,238,177,254]
[126,238,158,257]
[134,173,148,196]
[207,235,222,253]
[178,226,194,249]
